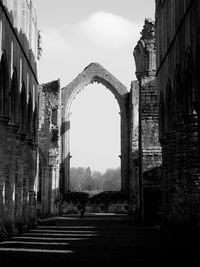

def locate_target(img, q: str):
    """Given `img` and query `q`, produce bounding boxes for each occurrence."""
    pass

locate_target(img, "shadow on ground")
[0,215,200,266]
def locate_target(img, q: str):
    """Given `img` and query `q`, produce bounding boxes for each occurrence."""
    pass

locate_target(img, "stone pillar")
[15,134,25,224]
[49,166,54,214]
[28,143,38,226]
[22,140,30,225]
[165,132,177,222]
[159,137,168,222]
[62,115,70,194]
[175,120,187,222]
[41,166,50,216]
[0,116,8,225]
[120,106,130,192]
[0,178,4,225]
[4,123,18,230]
[28,190,36,226]
[185,113,200,225]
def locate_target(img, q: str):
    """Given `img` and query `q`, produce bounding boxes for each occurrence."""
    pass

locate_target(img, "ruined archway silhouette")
[61,63,130,194]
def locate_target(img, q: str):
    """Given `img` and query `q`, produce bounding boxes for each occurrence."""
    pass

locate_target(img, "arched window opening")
[159,90,165,138]
[27,93,33,137]
[61,62,129,193]
[166,80,173,132]
[70,83,121,193]
[194,45,200,111]
[183,47,194,115]
[0,53,9,116]
[173,65,182,124]
[20,83,27,133]
[32,105,38,143]
[0,64,3,114]
[10,69,19,123]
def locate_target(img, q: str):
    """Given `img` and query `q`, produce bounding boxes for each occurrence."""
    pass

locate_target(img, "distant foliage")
[89,191,128,204]
[70,167,121,192]
[63,191,89,204]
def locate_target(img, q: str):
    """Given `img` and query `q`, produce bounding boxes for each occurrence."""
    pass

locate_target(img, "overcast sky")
[34,0,155,173]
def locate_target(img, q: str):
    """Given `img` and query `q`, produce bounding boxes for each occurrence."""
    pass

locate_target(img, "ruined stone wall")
[61,62,130,194]
[140,77,162,175]
[156,0,200,227]
[129,81,139,216]
[0,0,40,238]
[38,80,61,217]
[133,19,162,224]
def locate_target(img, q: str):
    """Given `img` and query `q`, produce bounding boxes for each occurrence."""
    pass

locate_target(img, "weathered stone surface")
[38,80,61,217]
[133,19,162,224]
[0,0,39,237]
[61,63,130,194]
[156,0,200,227]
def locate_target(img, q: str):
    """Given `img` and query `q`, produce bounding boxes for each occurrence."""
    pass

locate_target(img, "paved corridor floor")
[0,215,199,266]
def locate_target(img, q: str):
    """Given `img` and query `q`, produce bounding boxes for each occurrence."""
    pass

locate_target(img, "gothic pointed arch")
[173,64,183,124]
[62,62,128,115]
[133,40,146,79]
[0,52,9,116]
[61,62,129,193]
[19,83,27,134]
[32,104,38,143]
[194,43,200,110]
[165,79,173,132]
[27,92,33,138]
[159,89,165,139]
[10,68,19,123]
[183,47,194,115]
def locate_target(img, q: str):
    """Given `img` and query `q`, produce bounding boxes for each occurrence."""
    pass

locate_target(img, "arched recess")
[159,90,165,139]
[0,53,9,116]
[10,69,19,123]
[165,79,173,132]
[183,47,200,192]
[194,43,200,112]
[61,63,129,194]
[27,93,33,138]
[173,65,183,125]
[134,41,146,79]
[194,43,200,151]
[19,83,27,134]
[183,47,194,116]
[32,104,38,143]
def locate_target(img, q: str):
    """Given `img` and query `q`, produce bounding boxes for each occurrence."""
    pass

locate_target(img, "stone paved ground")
[0,215,200,266]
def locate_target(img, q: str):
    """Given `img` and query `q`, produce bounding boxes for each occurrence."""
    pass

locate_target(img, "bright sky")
[34,0,155,173]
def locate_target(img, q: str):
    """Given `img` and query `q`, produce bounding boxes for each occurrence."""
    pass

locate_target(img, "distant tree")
[102,168,121,191]
[92,170,104,190]
[70,166,121,192]
[70,167,86,191]
[83,167,93,191]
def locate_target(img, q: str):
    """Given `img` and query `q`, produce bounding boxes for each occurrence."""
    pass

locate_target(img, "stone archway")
[61,63,130,194]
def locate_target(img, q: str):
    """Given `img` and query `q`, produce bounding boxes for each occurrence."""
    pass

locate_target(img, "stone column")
[15,134,26,224]
[159,137,168,222]
[41,166,50,216]
[28,190,36,226]
[120,106,130,192]
[22,139,30,226]
[28,142,38,226]
[166,131,177,221]
[185,113,200,225]
[49,166,54,214]
[3,122,18,232]
[62,115,71,194]
[175,120,187,222]
[0,116,9,225]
